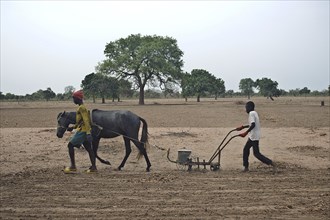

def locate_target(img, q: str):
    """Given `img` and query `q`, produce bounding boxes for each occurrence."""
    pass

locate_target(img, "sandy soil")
[0,97,329,219]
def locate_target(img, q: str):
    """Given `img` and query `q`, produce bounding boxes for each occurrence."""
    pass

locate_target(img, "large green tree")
[81,73,99,103]
[255,77,280,100]
[182,69,218,102]
[299,87,311,96]
[97,34,184,105]
[81,73,119,103]
[42,87,56,101]
[239,78,255,99]
[210,77,225,100]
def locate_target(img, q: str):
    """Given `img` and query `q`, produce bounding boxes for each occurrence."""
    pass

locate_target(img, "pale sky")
[1,0,329,95]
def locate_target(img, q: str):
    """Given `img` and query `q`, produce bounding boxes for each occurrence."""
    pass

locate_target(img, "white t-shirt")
[248,111,261,141]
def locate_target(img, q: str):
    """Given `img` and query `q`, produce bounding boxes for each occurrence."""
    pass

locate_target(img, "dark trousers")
[243,138,272,168]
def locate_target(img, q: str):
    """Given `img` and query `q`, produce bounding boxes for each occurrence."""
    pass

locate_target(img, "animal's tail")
[137,117,149,160]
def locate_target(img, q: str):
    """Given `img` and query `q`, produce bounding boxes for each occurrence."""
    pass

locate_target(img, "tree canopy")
[255,77,280,100]
[42,87,56,101]
[97,34,184,105]
[82,73,120,103]
[239,78,255,99]
[181,69,225,102]
[299,87,311,95]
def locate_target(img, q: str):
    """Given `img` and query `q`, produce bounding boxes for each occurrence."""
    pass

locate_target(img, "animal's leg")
[91,138,111,165]
[118,137,132,170]
[91,138,100,155]
[67,142,76,169]
[83,140,97,170]
[133,140,152,172]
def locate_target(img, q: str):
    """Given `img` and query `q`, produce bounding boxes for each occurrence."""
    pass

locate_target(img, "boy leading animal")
[63,90,97,174]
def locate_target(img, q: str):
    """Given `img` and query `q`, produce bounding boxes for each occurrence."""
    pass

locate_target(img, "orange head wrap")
[72,90,84,100]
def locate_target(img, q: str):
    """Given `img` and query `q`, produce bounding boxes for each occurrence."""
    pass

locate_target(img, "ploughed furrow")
[1,167,329,219]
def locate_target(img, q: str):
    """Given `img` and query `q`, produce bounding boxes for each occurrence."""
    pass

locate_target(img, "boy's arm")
[246,122,255,133]
[67,122,79,131]
[67,111,78,131]
[239,122,255,137]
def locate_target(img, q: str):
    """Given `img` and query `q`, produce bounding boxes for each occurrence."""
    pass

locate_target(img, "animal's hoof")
[146,167,151,172]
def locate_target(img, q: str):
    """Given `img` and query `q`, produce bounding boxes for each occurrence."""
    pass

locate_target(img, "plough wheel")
[176,163,187,171]
[210,164,220,171]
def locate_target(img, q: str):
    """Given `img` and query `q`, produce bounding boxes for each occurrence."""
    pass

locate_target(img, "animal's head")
[56,111,71,138]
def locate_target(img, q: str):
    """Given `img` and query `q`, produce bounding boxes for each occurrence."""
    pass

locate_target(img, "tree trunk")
[139,87,145,105]
[197,95,200,102]
[102,96,105,104]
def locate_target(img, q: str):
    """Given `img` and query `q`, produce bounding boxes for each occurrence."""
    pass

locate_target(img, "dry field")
[0,97,329,219]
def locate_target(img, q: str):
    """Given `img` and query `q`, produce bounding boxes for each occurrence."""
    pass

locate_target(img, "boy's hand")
[239,131,248,137]
[236,125,244,131]
[236,125,249,131]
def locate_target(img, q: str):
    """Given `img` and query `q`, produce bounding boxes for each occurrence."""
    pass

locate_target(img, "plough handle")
[167,148,178,164]
[208,126,249,163]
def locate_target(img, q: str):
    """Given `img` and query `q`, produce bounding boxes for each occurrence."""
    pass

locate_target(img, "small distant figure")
[239,101,276,172]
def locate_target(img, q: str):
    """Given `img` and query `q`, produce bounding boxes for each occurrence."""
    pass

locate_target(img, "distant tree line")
[239,78,329,100]
[1,82,328,102]
[0,87,57,101]
[1,34,329,103]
